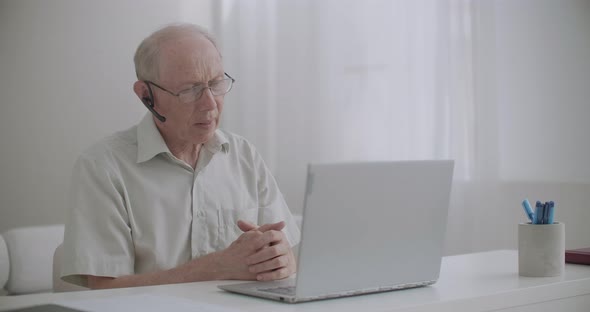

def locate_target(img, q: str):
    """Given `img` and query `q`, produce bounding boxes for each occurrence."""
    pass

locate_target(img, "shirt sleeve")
[61,153,134,287]
[252,148,301,247]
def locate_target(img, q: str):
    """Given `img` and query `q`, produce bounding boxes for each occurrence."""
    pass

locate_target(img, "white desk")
[1,250,590,312]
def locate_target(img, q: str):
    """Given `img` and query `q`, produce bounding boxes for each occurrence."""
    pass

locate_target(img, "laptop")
[219,160,454,303]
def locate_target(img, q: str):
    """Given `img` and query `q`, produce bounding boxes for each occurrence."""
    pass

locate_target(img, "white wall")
[468,0,590,253]
[0,0,212,233]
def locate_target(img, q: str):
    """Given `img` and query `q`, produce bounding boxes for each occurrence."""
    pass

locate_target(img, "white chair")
[1,225,65,295]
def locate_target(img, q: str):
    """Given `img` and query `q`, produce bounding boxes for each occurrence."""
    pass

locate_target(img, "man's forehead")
[158,35,223,83]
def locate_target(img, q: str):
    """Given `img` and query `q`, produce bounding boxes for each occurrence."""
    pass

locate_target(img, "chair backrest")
[52,243,87,292]
[2,224,65,294]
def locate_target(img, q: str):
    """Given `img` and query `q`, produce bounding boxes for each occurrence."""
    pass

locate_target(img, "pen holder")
[518,222,565,277]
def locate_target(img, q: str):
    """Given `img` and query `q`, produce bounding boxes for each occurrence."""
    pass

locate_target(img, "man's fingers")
[256,267,292,281]
[256,230,286,251]
[237,220,258,232]
[257,221,285,233]
[237,220,286,233]
[246,240,288,265]
[248,255,289,274]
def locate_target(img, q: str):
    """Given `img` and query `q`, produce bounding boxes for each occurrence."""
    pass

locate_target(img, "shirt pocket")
[216,207,259,250]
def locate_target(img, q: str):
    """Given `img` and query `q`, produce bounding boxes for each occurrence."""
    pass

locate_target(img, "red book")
[565,248,590,265]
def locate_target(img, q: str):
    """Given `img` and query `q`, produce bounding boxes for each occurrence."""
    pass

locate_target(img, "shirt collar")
[136,113,230,163]
[204,128,230,155]
[137,113,171,163]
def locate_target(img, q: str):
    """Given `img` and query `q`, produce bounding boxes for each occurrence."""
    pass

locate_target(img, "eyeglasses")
[145,72,235,104]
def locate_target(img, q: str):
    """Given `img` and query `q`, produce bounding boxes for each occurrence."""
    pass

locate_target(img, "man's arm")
[87,221,292,289]
[88,251,223,289]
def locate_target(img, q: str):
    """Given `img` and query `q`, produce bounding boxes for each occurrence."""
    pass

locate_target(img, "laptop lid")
[295,160,454,298]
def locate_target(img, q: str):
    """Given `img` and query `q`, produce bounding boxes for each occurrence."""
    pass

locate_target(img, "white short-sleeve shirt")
[61,114,300,287]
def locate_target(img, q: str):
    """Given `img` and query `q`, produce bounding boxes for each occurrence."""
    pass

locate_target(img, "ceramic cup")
[518,222,565,277]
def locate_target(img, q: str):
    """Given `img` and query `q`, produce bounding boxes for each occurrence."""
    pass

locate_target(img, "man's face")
[152,34,225,145]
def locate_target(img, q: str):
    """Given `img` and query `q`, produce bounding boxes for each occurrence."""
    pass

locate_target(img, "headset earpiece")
[140,95,166,122]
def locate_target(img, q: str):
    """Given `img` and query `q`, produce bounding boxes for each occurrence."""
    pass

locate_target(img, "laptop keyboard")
[258,286,296,296]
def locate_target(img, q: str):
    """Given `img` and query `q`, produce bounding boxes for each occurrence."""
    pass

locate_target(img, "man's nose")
[197,88,217,111]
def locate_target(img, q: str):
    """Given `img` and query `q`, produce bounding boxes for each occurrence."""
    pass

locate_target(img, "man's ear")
[133,81,149,101]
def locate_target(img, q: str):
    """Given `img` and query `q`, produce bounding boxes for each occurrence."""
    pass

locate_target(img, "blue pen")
[547,201,555,224]
[534,201,543,224]
[521,199,535,222]
[543,202,551,224]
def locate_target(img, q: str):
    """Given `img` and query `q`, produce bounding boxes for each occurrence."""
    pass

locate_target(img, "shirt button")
[196,210,204,218]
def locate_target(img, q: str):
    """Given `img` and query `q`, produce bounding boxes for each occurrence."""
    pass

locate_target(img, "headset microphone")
[141,83,166,122]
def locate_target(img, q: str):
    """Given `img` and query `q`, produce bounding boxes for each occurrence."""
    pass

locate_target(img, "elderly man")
[61,23,300,289]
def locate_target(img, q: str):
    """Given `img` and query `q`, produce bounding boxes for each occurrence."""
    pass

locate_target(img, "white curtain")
[211,0,590,255]
[213,0,477,254]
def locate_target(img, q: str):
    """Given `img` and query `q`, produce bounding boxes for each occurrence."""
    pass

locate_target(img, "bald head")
[134,23,220,82]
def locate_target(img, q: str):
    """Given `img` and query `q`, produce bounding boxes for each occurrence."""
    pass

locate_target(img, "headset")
[141,82,166,122]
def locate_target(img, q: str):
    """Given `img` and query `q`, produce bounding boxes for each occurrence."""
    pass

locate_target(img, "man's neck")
[153,119,211,169]
[167,142,202,169]
[156,127,203,169]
